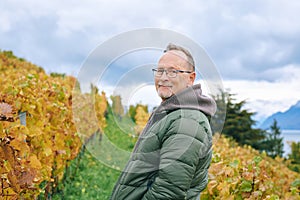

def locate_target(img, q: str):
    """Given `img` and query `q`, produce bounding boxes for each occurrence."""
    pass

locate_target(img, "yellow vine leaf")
[29,155,42,169]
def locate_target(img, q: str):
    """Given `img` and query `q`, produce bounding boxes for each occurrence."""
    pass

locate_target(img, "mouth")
[158,84,172,88]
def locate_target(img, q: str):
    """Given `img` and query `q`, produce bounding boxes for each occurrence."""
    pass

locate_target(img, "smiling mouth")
[159,85,172,88]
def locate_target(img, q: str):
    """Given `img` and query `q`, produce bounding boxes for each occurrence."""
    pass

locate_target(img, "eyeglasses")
[152,68,193,78]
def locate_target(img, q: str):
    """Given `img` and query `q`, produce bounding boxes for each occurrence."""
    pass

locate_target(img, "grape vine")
[201,135,300,199]
[0,51,107,199]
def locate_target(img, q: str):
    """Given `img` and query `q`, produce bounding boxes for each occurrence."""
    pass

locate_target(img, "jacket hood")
[155,84,217,117]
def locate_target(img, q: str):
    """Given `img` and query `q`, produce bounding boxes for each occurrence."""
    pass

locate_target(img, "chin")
[158,91,173,100]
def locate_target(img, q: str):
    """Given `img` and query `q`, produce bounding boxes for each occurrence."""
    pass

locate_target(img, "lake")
[282,129,300,157]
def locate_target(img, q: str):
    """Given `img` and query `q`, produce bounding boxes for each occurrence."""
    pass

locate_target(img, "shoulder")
[163,109,212,140]
[153,109,211,133]
[167,109,210,124]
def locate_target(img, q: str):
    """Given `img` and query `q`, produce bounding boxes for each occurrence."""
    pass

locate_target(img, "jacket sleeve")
[141,117,210,200]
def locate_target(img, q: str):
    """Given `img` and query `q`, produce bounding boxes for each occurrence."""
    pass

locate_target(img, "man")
[110,43,216,200]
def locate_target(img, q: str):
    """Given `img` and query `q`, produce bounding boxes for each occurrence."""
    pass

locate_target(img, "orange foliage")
[201,134,300,199]
[0,51,106,199]
[134,105,149,135]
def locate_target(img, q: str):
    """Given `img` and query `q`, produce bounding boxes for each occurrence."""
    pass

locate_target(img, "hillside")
[261,101,300,130]
[54,117,300,199]
[0,50,108,199]
[1,50,299,199]
[201,135,300,199]
[0,50,83,199]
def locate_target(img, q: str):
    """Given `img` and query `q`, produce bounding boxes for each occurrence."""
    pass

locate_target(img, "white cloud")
[99,63,299,123]
[0,12,11,32]
[223,64,300,121]
[1,0,300,122]
[261,64,300,82]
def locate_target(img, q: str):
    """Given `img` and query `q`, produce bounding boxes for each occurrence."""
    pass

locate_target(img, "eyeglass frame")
[152,68,193,78]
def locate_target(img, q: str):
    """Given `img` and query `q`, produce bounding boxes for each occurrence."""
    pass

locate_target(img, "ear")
[188,72,196,86]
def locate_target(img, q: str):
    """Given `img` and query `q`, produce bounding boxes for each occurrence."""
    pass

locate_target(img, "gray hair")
[164,43,195,71]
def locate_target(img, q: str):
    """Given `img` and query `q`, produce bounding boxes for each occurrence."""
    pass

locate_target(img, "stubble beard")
[157,87,173,101]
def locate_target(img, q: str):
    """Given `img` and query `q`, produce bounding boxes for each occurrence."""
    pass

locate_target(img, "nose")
[159,70,169,80]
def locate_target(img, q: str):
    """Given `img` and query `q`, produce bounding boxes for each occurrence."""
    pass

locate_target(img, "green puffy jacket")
[110,84,216,200]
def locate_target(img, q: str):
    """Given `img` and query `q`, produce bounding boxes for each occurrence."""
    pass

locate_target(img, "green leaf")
[253,156,262,165]
[268,194,280,200]
[229,159,239,168]
[291,178,300,187]
[240,180,252,192]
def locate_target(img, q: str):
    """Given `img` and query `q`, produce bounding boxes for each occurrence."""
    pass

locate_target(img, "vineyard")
[1,50,300,199]
[0,51,107,199]
[201,135,300,199]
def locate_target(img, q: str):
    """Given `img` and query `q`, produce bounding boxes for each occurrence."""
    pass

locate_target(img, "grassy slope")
[52,114,136,199]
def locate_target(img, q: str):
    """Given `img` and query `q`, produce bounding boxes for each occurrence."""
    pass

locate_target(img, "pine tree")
[210,91,227,134]
[269,119,284,158]
[260,119,284,158]
[213,91,265,149]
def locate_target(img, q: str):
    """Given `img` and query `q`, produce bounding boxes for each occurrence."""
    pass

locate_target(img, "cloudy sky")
[1,0,300,124]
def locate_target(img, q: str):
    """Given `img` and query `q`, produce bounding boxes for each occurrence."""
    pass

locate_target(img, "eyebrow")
[157,65,181,69]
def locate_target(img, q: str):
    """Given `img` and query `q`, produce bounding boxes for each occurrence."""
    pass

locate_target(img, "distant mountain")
[260,101,300,130]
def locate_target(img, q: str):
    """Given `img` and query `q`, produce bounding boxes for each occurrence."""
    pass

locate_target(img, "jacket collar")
[154,84,217,117]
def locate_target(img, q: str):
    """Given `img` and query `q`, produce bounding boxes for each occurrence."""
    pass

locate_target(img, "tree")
[128,105,137,122]
[287,141,300,172]
[269,119,284,157]
[216,92,265,149]
[110,95,124,117]
[259,119,284,158]
[95,91,108,129]
[128,103,148,123]
[210,91,227,134]
[134,105,149,135]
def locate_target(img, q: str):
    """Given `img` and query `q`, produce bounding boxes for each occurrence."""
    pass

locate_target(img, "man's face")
[154,50,196,101]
